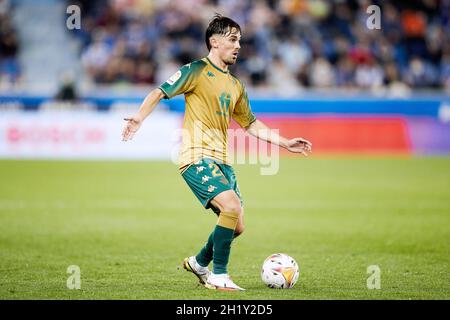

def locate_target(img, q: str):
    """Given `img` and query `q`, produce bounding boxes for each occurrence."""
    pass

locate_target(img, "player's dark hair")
[205,14,241,51]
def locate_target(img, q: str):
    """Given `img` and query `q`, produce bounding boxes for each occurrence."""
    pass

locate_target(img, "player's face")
[217,28,241,66]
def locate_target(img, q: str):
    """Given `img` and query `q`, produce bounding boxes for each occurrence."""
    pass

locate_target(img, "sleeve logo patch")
[166,70,182,85]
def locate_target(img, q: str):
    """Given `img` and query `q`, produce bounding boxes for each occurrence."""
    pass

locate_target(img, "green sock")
[196,231,214,267]
[212,211,239,275]
[212,225,234,274]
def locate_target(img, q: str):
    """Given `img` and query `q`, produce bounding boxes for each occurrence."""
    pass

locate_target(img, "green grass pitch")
[0,157,449,299]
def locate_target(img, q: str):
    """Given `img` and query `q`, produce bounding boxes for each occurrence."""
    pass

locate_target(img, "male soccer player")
[122,14,312,291]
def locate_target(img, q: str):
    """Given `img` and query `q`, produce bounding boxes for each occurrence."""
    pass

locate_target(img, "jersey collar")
[206,57,229,74]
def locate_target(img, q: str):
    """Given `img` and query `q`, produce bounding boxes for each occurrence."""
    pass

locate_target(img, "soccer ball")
[261,253,300,289]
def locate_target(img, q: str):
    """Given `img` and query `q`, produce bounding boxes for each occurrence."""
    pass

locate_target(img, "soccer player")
[122,14,312,291]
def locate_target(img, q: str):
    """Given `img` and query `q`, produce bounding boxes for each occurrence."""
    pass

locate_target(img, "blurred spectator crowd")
[0,0,20,89]
[73,0,449,95]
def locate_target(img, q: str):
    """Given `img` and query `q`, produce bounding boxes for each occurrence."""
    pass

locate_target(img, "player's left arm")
[232,82,312,156]
[246,119,312,156]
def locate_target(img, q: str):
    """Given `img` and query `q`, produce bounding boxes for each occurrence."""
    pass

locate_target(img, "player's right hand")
[122,115,143,141]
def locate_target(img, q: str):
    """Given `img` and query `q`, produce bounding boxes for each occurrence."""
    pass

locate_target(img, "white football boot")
[183,256,211,285]
[204,273,245,291]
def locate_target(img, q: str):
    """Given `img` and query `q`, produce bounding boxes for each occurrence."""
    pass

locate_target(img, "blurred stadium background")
[0,0,449,299]
[0,0,449,157]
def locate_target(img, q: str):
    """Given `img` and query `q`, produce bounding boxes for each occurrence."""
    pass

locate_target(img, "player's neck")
[206,53,228,72]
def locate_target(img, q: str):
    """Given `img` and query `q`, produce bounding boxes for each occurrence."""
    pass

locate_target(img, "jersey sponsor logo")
[166,70,182,85]
[207,71,215,77]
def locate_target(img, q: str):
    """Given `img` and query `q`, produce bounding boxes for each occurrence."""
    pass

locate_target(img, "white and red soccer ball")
[261,253,300,289]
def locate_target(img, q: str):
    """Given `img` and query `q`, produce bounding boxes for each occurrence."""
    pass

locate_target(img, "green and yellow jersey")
[159,57,256,171]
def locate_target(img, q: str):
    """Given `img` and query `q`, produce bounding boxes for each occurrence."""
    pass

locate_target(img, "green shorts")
[181,158,243,214]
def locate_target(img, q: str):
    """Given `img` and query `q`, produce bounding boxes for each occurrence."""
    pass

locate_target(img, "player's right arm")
[122,61,203,141]
[122,88,165,141]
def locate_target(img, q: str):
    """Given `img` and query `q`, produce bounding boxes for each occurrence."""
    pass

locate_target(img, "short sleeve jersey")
[159,57,256,171]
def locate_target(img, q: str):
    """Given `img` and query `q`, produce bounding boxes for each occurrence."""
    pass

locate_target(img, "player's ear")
[210,35,219,49]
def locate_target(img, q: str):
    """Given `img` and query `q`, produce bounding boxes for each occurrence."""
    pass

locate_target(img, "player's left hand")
[285,138,312,156]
